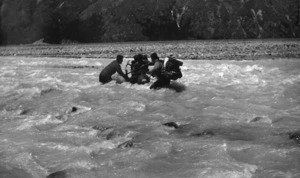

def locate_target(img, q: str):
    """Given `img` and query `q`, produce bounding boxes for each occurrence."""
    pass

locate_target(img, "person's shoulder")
[158,60,164,65]
[154,61,161,66]
[110,60,119,65]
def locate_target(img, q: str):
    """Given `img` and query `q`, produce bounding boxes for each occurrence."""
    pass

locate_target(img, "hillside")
[0,0,299,45]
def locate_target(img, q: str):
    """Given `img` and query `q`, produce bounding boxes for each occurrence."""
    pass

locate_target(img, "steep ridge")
[0,0,299,45]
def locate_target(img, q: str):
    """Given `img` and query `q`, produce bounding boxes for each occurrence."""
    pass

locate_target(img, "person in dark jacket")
[130,54,150,84]
[99,55,129,84]
[148,53,171,89]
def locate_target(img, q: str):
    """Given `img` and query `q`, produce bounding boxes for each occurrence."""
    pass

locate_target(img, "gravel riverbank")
[0,39,299,60]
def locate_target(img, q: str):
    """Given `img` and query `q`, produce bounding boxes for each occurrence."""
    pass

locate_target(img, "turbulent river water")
[0,56,300,178]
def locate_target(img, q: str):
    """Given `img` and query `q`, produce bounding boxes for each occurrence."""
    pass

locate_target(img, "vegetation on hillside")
[0,0,299,45]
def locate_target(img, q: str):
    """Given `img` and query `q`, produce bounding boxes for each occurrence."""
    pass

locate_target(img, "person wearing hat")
[99,55,129,84]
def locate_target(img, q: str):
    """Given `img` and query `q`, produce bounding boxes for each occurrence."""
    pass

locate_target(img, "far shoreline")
[0,39,299,60]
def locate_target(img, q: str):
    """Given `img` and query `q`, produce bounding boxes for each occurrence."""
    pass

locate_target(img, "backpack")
[161,57,183,80]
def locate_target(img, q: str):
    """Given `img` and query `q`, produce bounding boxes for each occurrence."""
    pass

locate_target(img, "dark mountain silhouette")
[0,0,299,45]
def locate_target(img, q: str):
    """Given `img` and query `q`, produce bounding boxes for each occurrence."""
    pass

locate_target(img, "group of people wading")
[99,53,183,90]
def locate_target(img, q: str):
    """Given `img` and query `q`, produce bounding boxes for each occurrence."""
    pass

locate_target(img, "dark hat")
[116,55,124,63]
[142,54,148,60]
[167,54,176,59]
[150,52,159,60]
[134,54,143,61]
[117,55,124,60]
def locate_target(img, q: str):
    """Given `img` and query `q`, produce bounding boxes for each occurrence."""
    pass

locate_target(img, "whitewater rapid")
[0,56,300,178]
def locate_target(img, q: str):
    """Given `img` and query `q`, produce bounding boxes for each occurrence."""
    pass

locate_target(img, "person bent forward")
[99,55,129,84]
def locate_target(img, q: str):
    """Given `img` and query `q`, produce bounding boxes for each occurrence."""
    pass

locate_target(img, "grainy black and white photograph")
[0,0,300,178]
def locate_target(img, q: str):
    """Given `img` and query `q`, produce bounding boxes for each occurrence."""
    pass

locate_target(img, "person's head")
[142,54,148,60]
[150,52,159,64]
[134,54,143,62]
[116,55,124,64]
[150,53,159,60]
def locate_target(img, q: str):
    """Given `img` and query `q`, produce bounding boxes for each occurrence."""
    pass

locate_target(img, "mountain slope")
[0,0,299,45]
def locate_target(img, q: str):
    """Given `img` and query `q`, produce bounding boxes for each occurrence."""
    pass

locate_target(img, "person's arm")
[148,61,161,76]
[116,65,129,80]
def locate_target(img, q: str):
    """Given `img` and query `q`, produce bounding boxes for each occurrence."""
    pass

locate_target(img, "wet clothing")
[149,60,171,89]
[129,56,150,84]
[136,74,150,84]
[148,60,163,78]
[161,58,183,80]
[150,75,171,89]
[149,57,183,89]
[99,60,128,84]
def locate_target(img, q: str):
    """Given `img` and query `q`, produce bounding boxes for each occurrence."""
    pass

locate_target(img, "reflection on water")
[0,56,300,178]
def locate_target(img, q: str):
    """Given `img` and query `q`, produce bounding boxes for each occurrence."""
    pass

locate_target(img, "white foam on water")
[123,101,146,112]
[148,100,166,108]
[70,60,88,65]
[198,164,257,178]
[245,64,264,72]
[39,141,87,153]
[89,141,117,150]
[16,87,41,96]
[182,63,269,88]
[124,83,151,90]
[0,67,17,77]
[38,75,83,90]
[77,83,99,89]
[0,83,19,95]
[17,60,47,66]
[282,74,300,85]
[58,81,79,88]
[50,124,98,137]
[52,124,91,132]
[194,143,258,178]
[84,72,98,76]
[55,130,98,139]
[66,160,98,170]
[16,115,63,131]
[28,70,43,77]
[9,152,48,178]
[39,76,61,83]
[70,72,80,75]
[45,143,94,154]
[263,170,300,178]
[94,62,103,66]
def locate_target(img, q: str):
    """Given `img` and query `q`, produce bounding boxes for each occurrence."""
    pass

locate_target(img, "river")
[0,55,299,178]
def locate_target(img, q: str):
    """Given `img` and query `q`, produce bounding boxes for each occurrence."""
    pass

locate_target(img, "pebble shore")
[0,39,299,60]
